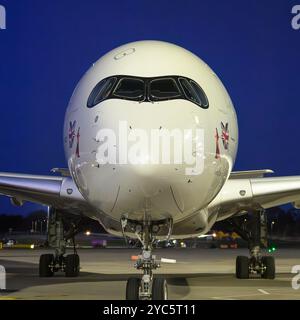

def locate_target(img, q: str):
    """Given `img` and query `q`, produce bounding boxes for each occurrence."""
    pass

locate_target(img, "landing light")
[85,231,91,236]
[30,244,35,249]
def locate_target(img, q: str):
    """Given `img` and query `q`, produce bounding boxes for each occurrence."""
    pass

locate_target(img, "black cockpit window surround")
[189,80,209,108]
[149,78,182,101]
[112,77,145,101]
[178,77,209,109]
[87,75,209,109]
[179,78,197,103]
[87,77,117,108]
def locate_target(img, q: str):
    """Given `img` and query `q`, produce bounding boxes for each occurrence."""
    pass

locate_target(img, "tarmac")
[0,248,299,300]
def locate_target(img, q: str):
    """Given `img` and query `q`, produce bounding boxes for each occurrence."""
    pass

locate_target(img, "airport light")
[30,244,35,249]
[85,231,91,236]
[268,245,276,253]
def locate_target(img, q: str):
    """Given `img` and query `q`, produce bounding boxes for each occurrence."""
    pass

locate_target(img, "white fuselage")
[63,41,238,237]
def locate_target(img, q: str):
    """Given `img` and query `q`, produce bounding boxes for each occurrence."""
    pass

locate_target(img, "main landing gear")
[39,208,80,278]
[226,210,275,279]
[124,217,172,300]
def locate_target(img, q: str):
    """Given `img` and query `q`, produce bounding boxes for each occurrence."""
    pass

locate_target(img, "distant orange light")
[131,255,139,261]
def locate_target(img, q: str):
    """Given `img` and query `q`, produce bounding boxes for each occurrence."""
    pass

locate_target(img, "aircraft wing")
[0,172,93,215]
[229,169,274,179]
[211,171,300,220]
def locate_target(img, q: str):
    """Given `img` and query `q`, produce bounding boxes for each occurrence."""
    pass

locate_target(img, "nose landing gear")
[124,218,172,300]
[126,249,168,300]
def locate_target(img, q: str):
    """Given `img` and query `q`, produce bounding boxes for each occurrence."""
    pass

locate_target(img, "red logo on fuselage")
[221,122,229,150]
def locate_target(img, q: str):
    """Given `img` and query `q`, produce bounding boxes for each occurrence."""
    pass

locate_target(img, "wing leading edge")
[0,172,92,214]
[2,171,300,224]
[212,174,300,221]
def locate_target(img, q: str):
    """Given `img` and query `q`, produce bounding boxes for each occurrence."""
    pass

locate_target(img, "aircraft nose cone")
[118,163,171,198]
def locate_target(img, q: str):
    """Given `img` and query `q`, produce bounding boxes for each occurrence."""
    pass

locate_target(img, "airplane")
[1,40,300,300]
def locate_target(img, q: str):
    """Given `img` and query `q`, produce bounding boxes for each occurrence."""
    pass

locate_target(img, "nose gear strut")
[124,217,173,300]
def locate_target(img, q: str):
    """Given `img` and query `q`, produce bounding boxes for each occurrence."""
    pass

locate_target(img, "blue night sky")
[0,0,299,214]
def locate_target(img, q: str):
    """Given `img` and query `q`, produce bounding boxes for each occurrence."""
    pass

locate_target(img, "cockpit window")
[87,75,209,108]
[179,78,197,102]
[179,78,209,108]
[113,78,145,101]
[189,80,209,108]
[87,77,117,108]
[149,78,181,100]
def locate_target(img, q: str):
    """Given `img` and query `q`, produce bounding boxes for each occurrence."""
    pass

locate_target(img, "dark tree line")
[213,206,300,238]
[0,206,299,236]
[0,210,105,234]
